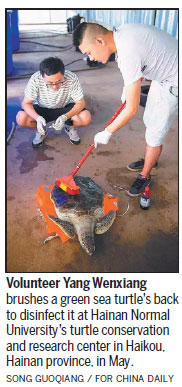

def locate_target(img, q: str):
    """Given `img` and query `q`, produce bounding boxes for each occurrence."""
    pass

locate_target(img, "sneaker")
[127,157,158,171]
[32,130,48,148]
[64,126,80,145]
[127,173,151,197]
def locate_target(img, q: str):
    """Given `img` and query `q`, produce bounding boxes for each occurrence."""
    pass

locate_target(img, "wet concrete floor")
[7,32,178,273]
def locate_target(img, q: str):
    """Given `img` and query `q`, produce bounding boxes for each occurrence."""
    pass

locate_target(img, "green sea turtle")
[48,176,117,255]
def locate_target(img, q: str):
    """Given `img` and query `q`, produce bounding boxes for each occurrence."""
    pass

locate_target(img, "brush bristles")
[66,187,80,195]
[56,178,80,195]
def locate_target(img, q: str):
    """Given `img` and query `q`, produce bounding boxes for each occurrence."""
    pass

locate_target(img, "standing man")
[16,56,91,148]
[73,22,178,196]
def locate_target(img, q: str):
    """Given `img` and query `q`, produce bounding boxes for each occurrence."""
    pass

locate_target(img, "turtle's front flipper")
[95,210,116,234]
[48,215,75,238]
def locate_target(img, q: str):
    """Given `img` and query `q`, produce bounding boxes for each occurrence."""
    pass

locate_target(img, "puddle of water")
[97,150,121,156]
[16,141,54,174]
[7,196,15,201]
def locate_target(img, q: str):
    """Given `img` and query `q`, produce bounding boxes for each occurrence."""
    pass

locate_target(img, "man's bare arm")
[22,97,40,121]
[106,79,141,134]
[64,98,86,119]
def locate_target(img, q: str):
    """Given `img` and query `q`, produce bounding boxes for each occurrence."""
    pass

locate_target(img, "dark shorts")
[33,103,75,125]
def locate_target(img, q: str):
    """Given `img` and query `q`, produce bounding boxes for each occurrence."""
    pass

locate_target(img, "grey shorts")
[143,81,178,147]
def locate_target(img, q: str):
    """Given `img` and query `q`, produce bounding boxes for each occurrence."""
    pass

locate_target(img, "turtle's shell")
[51,176,104,214]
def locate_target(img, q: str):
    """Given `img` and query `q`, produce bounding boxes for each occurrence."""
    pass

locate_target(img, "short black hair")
[73,22,109,47]
[39,57,65,76]
[73,22,88,46]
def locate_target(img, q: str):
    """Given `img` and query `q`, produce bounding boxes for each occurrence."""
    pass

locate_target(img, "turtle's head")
[79,233,95,256]
[74,215,95,256]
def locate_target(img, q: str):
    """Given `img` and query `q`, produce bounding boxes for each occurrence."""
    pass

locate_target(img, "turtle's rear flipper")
[48,215,75,238]
[95,210,116,234]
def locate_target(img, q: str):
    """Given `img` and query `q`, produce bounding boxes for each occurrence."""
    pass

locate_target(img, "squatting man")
[16,56,91,147]
[73,22,178,196]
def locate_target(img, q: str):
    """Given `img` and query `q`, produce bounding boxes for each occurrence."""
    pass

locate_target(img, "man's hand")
[94,128,112,148]
[53,114,67,131]
[36,116,46,135]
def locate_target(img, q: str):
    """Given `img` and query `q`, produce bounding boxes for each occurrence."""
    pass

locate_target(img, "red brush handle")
[105,101,126,126]
[71,143,95,177]
[71,101,128,177]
